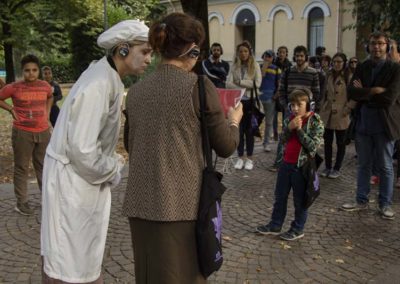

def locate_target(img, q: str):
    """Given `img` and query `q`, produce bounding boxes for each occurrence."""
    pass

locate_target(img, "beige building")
[161,0,357,62]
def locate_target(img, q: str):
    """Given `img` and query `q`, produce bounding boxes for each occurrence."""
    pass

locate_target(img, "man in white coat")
[41,20,152,283]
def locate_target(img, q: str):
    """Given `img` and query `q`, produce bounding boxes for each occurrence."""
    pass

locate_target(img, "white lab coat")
[41,57,124,282]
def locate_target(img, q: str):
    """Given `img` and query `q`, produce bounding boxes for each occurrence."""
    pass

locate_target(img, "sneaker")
[320,168,331,178]
[378,206,395,220]
[244,159,254,170]
[370,175,380,185]
[268,164,278,172]
[256,224,281,235]
[340,201,368,212]
[263,144,272,152]
[328,169,340,179]
[396,178,400,188]
[280,229,304,241]
[15,202,34,216]
[234,158,244,170]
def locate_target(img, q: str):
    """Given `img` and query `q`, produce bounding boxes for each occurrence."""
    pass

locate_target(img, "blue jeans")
[269,162,308,232]
[262,100,275,145]
[355,132,395,207]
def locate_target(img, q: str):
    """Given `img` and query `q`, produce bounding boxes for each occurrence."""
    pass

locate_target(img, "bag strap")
[250,80,261,110]
[198,75,213,171]
[284,67,290,95]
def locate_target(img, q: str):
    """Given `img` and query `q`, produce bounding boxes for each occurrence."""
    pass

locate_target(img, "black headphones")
[119,43,130,57]
[292,46,309,62]
[365,33,391,54]
[288,87,314,112]
[210,43,223,55]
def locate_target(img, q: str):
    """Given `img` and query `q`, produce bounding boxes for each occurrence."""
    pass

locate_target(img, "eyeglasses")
[350,61,358,64]
[179,45,201,59]
[333,60,344,64]
[369,41,387,47]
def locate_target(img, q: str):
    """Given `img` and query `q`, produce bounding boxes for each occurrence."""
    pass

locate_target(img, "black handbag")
[344,109,358,145]
[250,81,265,137]
[302,153,323,209]
[195,76,225,278]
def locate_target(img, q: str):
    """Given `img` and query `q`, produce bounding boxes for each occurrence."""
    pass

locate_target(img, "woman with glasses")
[319,52,357,178]
[227,41,262,170]
[123,12,242,283]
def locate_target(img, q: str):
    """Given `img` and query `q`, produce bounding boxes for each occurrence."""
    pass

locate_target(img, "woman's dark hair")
[149,12,205,59]
[20,54,40,68]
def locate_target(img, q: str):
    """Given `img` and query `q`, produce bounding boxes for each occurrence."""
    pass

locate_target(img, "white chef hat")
[97,20,149,50]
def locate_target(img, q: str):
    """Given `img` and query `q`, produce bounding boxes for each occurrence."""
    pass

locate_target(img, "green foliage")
[0,0,164,82]
[346,0,400,39]
[107,3,132,27]
[70,20,104,80]
[111,0,167,23]
[0,46,4,69]
[41,56,74,83]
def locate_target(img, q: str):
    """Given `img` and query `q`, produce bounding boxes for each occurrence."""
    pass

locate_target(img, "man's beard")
[296,60,306,67]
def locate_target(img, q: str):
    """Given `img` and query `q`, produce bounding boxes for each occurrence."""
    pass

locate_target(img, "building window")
[235,9,256,53]
[308,7,324,56]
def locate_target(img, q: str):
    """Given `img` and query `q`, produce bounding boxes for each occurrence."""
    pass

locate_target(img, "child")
[256,88,324,241]
[0,54,53,215]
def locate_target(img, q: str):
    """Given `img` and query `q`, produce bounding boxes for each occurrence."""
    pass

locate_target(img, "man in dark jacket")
[202,42,230,88]
[341,31,400,219]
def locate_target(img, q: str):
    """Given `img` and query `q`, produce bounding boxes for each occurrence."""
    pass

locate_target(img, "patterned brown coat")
[123,64,239,221]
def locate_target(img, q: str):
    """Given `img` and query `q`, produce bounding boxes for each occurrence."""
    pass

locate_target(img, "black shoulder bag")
[302,152,323,208]
[195,76,225,278]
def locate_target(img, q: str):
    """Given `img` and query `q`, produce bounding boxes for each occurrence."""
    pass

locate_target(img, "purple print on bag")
[212,201,223,262]
[313,172,319,191]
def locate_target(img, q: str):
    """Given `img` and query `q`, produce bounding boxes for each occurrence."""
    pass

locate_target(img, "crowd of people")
[0,11,400,283]
[202,31,400,242]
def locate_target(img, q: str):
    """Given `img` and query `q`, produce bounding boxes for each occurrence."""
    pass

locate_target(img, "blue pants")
[355,132,395,207]
[269,162,308,232]
[262,100,275,145]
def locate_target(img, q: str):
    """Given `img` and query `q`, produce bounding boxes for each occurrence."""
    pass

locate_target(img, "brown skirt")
[129,218,206,284]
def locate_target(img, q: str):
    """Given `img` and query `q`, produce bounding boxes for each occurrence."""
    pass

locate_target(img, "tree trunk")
[2,21,15,83]
[180,0,209,74]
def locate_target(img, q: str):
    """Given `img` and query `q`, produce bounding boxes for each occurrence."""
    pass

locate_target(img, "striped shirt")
[259,64,281,101]
[0,80,52,132]
[278,65,320,106]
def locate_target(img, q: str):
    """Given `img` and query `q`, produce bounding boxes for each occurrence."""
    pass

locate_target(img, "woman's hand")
[228,103,243,127]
